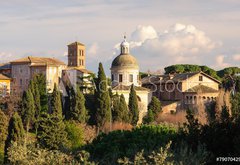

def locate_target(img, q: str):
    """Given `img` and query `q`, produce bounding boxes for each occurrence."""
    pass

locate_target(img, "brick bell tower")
[67,41,85,69]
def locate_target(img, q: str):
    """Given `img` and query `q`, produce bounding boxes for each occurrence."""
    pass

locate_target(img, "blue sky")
[0,0,240,75]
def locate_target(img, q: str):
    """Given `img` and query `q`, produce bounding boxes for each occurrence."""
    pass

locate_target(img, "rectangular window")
[119,74,123,82]
[199,76,203,81]
[20,79,22,86]
[129,74,133,82]
[111,74,114,81]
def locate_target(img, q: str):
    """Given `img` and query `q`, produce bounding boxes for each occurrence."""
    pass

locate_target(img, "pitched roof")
[0,74,11,80]
[10,56,66,66]
[185,84,218,93]
[64,67,92,73]
[68,41,85,46]
[142,71,221,85]
[0,63,11,70]
[112,84,149,91]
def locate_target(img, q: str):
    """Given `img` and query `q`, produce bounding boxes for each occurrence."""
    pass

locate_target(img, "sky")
[0,0,240,75]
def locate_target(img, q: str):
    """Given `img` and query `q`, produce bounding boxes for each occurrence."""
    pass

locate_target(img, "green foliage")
[128,84,139,126]
[0,110,8,164]
[112,94,130,123]
[65,121,84,150]
[4,112,25,162]
[37,113,67,150]
[139,72,149,79]
[217,67,240,77]
[69,87,88,123]
[118,141,173,165]
[34,74,48,113]
[95,63,111,128]
[50,83,62,117]
[164,64,221,80]
[21,89,35,131]
[231,92,240,117]
[7,141,75,165]
[85,125,177,164]
[144,96,162,124]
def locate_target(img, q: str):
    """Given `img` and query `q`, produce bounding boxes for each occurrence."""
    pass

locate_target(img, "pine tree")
[71,87,88,123]
[119,94,130,123]
[21,89,35,131]
[4,112,24,162]
[128,84,139,126]
[37,113,67,150]
[51,83,62,117]
[148,96,161,119]
[95,63,111,128]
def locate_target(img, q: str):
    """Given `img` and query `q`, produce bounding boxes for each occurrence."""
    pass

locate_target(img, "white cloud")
[0,52,13,63]
[233,54,240,61]
[112,23,219,71]
[215,55,230,68]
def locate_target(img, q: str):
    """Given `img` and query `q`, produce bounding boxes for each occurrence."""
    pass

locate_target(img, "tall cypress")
[35,74,48,113]
[128,84,139,126]
[21,89,35,132]
[119,94,130,123]
[148,96,161,118]
[71,87,88,123]
[51,83,62,117]
[112,94,120,122]
[29,78,41,123]
[4,112,24,162]
[95,63,111,128]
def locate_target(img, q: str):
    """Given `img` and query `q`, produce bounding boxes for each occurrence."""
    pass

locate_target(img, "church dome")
[111,54,139,69]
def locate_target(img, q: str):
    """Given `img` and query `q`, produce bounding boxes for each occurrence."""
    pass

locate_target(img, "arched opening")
[137,95,141,102]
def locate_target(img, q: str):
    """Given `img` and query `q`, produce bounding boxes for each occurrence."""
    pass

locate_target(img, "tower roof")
[68,41,85,46]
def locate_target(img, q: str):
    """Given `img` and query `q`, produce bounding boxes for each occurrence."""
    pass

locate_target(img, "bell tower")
[67,41,85,69]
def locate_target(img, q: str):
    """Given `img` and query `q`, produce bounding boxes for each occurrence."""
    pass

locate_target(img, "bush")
[85,124,177,164]
[65,120,84,150]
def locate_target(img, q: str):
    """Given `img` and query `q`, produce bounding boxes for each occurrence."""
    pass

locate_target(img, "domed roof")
[111,54,139,69]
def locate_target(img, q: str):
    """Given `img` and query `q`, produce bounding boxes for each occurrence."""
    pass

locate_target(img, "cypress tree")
[71,87,88,123]
[119,94,130,123]
[37,113,67,150]
[4,112,24,162]
[35,74,48,113]
[21,89,35,132]
[148,96,161,118]
[51,83,62,117]
[128,84,139,126]
[64,84,71,119]
[112,94,120,122]
[95,63,111,128]
[29,78,41,124]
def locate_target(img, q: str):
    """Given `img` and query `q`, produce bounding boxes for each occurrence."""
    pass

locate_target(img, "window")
[119,74,123,82]
[129,74,133,82]
[20,79,22,86]
[199,76,203,81]
[111,74,114,81]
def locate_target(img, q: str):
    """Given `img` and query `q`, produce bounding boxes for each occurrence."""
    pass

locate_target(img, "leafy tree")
[128,84,139,125]
[21,89,35,132]
[4,112,25,162]
[0,110,8,164]
[37,113,67,150]
[70,87,88,123]
[143,109,155,124]
[50,83,62,117]
[95,63,111,128]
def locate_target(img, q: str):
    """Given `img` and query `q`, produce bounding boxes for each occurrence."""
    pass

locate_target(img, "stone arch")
[137,95,141,102]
